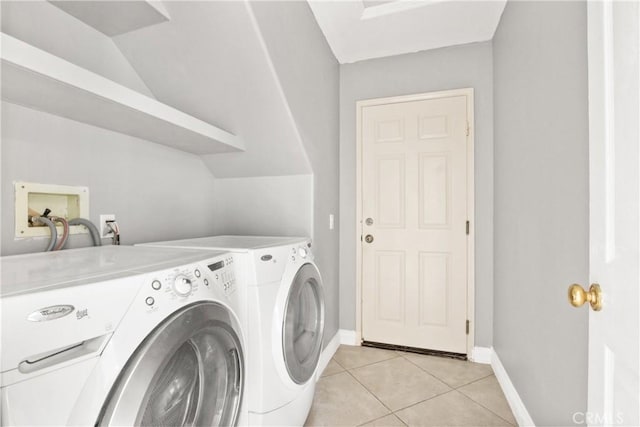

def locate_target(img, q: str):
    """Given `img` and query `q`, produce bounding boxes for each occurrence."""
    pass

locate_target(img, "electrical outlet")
[329,214,335,230]
[99,214,116,238]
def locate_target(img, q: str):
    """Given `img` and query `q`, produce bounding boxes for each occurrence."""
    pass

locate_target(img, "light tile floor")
[305,346,516,427]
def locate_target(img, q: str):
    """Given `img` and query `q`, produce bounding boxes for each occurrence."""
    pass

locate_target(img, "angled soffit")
[48,0,171,37]
[112,1,311,178]
[308,0,507,64]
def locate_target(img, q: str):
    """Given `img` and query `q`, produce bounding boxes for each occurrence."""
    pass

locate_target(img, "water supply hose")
[68,218,102,247]
[31,216,57,252]
[51,217,69,251]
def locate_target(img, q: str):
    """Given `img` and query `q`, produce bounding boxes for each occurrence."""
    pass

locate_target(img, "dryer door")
[98,302,243,427]
[282,263,325,384]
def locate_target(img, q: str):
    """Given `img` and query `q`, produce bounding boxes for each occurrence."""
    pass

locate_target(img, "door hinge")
[466,320,470,335]
[466,121,470,137]
[466,221,470,235]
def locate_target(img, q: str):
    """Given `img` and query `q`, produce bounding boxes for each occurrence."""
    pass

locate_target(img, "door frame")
[355,88,476,355]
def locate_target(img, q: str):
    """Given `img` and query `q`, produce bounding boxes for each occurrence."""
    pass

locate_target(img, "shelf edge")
[0,32,244,153]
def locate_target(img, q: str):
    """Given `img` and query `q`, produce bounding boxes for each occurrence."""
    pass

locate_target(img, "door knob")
[568,283,602,311]
[364,234,374,243]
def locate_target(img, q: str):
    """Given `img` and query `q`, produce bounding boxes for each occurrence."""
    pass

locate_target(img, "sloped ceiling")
[308,0,507,64]
[49,0,171,37]
[112,1,311,178]
[0,0,155,97]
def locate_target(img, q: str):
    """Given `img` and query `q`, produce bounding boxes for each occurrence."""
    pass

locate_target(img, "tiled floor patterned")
[305,345,517,427]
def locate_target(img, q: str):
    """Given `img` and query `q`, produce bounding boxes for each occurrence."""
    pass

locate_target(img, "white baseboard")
[317,331,341,381]
[469,346,492,364]
[491,349,536,427]
[317,329,360,381]
[339,329,358,345]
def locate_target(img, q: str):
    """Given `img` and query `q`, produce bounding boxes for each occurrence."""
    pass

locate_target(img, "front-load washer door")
[282,263,325,384]
[98,302,243,427]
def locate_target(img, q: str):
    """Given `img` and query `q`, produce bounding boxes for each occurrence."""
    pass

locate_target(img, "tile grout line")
[400,352,497,391]
[356,413,407,427]
[454,373,517,425]
[331,356,346,370]
[319,357,346,379]
[346,355,454,416]
[332,349,409,424]
[398,352,461,389]
[309,368,391,427]
[319,370,346,379]
[390,353,515,423]
[453,372,495,390]
[344,369,395,422]
[455,388,517,426]
[335,350,400,371]
[456,387,517,426]
[389,388,457,415]
[389,388,514,426]
[328,350,516,426]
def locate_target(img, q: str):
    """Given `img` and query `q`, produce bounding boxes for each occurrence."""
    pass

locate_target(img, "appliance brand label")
[27,305,75,322]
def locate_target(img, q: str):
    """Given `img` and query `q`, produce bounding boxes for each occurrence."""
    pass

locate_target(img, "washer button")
[151,280,161,290]
[204,278,209,286]
[194,269,201,278]
[145,297,155,306]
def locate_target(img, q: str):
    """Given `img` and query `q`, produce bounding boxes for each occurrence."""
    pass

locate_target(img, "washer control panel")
[143,255,236,311]
[172,274,193,296]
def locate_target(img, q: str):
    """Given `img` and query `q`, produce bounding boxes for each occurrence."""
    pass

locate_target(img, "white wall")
[214,175,313,237]
[249,1,341,345]
[0,2,223,255]
[339,42,494,347]
[2,1,341,352]
[112,1,312,178]
[493,1,589,424]
[1,102,218,255]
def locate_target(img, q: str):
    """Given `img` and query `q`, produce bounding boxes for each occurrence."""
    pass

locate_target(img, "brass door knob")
[364,234,374,243]
[568,283,602,311]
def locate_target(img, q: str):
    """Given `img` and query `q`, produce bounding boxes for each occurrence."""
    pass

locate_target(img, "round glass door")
[99,302,244,427]
[282,263,325,384]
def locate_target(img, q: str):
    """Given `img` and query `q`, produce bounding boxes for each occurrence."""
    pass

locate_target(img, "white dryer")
[140,236,325,426]
[1,245,246,426]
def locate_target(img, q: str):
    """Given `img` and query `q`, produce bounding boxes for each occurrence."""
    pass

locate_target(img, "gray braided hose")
[31,216,57,252]
[68,218,102,247]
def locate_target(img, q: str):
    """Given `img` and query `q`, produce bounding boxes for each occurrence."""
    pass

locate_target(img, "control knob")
[173,275,193,297]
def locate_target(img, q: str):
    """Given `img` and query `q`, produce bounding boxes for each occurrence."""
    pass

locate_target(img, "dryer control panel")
[143,255,236,311]
[206,255,236,295]
[288,240,314,264]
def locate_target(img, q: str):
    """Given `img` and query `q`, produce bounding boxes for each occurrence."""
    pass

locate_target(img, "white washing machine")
[1,245,246,426]
[140,236,325,426]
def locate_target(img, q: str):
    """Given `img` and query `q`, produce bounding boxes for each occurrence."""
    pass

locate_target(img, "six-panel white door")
[586,1,639,425]
[361,94,470,354]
